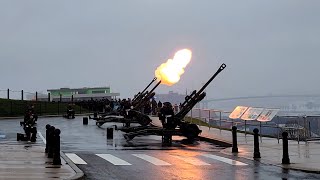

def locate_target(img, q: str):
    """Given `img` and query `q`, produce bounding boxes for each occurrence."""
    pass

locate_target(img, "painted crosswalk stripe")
[132,154,171,166]
[37,132,46,144]
[65,153,87,165]
[171,155,211,166]
[96,154,132,165]
[202,154,248,166]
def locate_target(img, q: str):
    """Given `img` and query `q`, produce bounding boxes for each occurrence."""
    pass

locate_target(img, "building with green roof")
[47,87,120,102]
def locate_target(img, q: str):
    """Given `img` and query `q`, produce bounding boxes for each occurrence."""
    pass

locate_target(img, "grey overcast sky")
[1,0,320,99]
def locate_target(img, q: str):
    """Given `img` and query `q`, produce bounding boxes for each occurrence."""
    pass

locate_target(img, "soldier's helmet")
[163,102,172,108]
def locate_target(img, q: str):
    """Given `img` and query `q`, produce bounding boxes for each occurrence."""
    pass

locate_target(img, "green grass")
[0,98,90,117]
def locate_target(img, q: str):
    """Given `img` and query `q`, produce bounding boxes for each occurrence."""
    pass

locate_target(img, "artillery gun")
[122,63,227,146]
[131,77,157,106]
[89,78,161,127]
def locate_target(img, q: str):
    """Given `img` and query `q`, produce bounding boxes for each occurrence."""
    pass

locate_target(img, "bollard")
[83,117,88,125]
[232,126,238,153]
[282,132,290,164]
[53,129,61,165]
[253,128,261,159]
[45,124,51,153]
[48,126,55,158]
[107,127,113,139]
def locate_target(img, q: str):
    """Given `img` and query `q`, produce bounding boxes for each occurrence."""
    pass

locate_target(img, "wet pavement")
[0,144,77,180]
[33,116,224,152]
[1,116,320,179]
[199,125,320,173]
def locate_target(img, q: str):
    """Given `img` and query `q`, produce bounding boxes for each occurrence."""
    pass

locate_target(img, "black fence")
[0,99,89,117]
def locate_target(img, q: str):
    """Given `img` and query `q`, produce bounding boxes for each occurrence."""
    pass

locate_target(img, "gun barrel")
[132,77,157,102]
[176,63,226,119]
[133,80,161,110]
[196,63,226,96]
[141,77,157,95]
[149,80,161,94]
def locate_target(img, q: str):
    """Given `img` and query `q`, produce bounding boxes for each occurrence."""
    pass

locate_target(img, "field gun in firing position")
[89,78,160,127]
[123,63,227,146]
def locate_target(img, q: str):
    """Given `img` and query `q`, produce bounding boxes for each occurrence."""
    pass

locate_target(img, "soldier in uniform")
[159,102,174,129]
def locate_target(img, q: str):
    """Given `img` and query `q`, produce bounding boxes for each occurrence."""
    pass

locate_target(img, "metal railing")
[0,89,41,101]
[186,108,320,143]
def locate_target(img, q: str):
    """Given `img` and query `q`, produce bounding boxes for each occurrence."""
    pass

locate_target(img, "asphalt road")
[1,116,320,180]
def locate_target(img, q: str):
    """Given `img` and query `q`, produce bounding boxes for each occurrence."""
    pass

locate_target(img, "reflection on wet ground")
[0,116,225,153]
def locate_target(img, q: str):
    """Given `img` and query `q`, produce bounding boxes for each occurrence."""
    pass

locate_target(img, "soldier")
[25,104,37,125]
[157,100,162,108]
[174,104,179,114]
[67,104,75,118]
[151,98,157,115]
[159,102,174,129]
[144,100,152,115]
[157,100,162,115]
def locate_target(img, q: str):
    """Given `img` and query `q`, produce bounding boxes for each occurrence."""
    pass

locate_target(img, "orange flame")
[155,49,192,86]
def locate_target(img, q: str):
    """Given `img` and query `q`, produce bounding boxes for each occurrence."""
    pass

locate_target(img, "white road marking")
[171,155,211,166]
[96,154,132,165]
[202,154,248,166]
[132,154,171,166]
[37,132,46,144]
[65,153,87,165]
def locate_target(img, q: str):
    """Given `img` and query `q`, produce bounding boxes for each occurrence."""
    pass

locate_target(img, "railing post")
[282,131,290,164]
[7,89,9,99]
[232,126,238,153]
[253,128,261,159]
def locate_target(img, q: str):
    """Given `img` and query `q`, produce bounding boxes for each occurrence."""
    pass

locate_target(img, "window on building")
[92,90,105,94]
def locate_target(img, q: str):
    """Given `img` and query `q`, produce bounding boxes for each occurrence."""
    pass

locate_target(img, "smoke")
[155,49,192,86]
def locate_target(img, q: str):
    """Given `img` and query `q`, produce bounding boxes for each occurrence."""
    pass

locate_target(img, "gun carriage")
[89,77,160,127]
[122,63,227,146]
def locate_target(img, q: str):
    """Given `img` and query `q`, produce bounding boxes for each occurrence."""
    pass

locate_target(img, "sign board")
[229,106,249,119]
[257,108,279,122]
[240,107,264,120]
